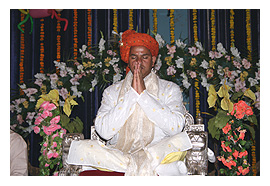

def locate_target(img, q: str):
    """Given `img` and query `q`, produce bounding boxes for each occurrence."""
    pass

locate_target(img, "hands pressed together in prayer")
[132,62,146,95]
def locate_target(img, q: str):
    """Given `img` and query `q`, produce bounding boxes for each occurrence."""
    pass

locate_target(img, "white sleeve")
[137,83,185,136]
[95,86,139,140]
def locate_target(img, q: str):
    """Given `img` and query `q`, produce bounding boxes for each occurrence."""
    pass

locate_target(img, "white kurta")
[67,73,192,175]
[95,73,187,145]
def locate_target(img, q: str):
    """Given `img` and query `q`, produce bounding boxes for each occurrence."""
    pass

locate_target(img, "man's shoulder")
[158,77,180,90]
[104,79,124,93]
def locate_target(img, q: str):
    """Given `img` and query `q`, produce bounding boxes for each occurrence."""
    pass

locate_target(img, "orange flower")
[232,150,239,159]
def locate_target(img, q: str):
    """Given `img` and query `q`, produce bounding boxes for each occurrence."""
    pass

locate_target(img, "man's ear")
[151,56,157,67]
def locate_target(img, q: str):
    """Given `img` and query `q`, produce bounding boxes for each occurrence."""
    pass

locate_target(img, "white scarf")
[115,71,159,176]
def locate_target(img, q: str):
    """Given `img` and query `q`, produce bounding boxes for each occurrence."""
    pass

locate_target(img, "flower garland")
[169,9,175,45]
[56,12,61,62]
[153,9,157,34]
[210,9,216,51]
[230,9,235,47]
[192,9,198,42]
[87,10,92,48]
[246,9,257,176]
[19,13,25,95]
[192,9,200,117]
[73,9,78,60]
[113,9,118,34]
[40,18,45,73]
[129,9,134,30]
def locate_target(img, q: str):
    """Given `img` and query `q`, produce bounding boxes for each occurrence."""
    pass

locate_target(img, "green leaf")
[231,91,243,101]
[73,116,84,133]
[243,123,256,139]
[240,140,246,146]
[214,109,231,129]
[208,116,220,140]
[248,115,258,125]
[60,113,70,128]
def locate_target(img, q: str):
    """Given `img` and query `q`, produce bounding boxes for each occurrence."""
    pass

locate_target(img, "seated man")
[67,30,192,176]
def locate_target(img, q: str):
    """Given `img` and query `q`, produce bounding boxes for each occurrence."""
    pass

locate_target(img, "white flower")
[182,78,191,89]
[248,77,258,87]
[217,65,224,76]
[71,86,82,97]
[34,73,46,80]
[230,47,240,59]
[200,60,209,69]
[195,41,203,51]
[217,43,227,54]
[79,45,87,53]
[154,54,162,71]
[109,57,120,65]
[113,73,122,83]
[155,34,165,48]
[19,83,26,90]
[90,77,98,91]
[175,39,186,49]
[66,67,75,77]
[98,38,106,53]
[175,57,184,68]
[200,73,210,91]
[95,62,102,68]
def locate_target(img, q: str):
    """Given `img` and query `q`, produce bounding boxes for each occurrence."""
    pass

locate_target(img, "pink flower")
[52,142,57,148]
[234,78,246,92]
[86,51,96,59]
[41,110,52,119]
[50,73,58,81]
[206,69,214,79]
[189,47,200,56]
[53,172,59,176]
[40,101,50,109]
[209,51,222,59]
[52,132,59,140]
[166,44,176,57]
[43,142,48,147]
[189,71,197,79]
[242,59,251,69]
[50,116,60,125]
[33,126,40,134]
[53,152,59,158]
[60,129,67,138]
[47,150,54,159]
[233,60,242,69]
[47,103,57,111]
[48,124,62,133]
[26,112,35,120]
[59,88,69,100]
[34,116,43,125]
[23,88,38,97]
[43,126,52,136]
[17,114,24,125]
[45,163,50,167]
[167,66,176,76]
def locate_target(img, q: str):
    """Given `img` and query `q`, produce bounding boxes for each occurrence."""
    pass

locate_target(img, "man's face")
[128,46,156,79]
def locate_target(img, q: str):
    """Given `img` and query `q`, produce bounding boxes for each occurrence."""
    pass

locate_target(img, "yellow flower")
[190,58,197,66]
[23,100,29,109]
[209,60,216,69]
[240,71,248,81]
[36,89,59,109]
[40,84,47,95]
[83,61,94,68]
[104,57,111,67]
[165,56,173,66]
[217,82,233,112]
[63,93,78,117]
[207,85,217,108]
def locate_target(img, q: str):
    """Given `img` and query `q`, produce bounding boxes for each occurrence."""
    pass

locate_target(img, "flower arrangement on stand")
[10,30,259,176]
[217,100,255,175]
[34,98,66,176]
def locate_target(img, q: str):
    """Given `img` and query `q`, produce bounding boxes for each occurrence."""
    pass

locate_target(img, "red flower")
[221,141,232,152]
[239,150,248,158]
[238,129,246,140]
[237,166,250,175]
[222,123,231,134]
[232,150,239,159]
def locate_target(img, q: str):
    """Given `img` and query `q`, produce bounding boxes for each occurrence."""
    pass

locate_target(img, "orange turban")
[120,30,159,64]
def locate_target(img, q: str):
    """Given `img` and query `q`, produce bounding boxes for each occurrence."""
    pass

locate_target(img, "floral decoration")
[10,30,259,175]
